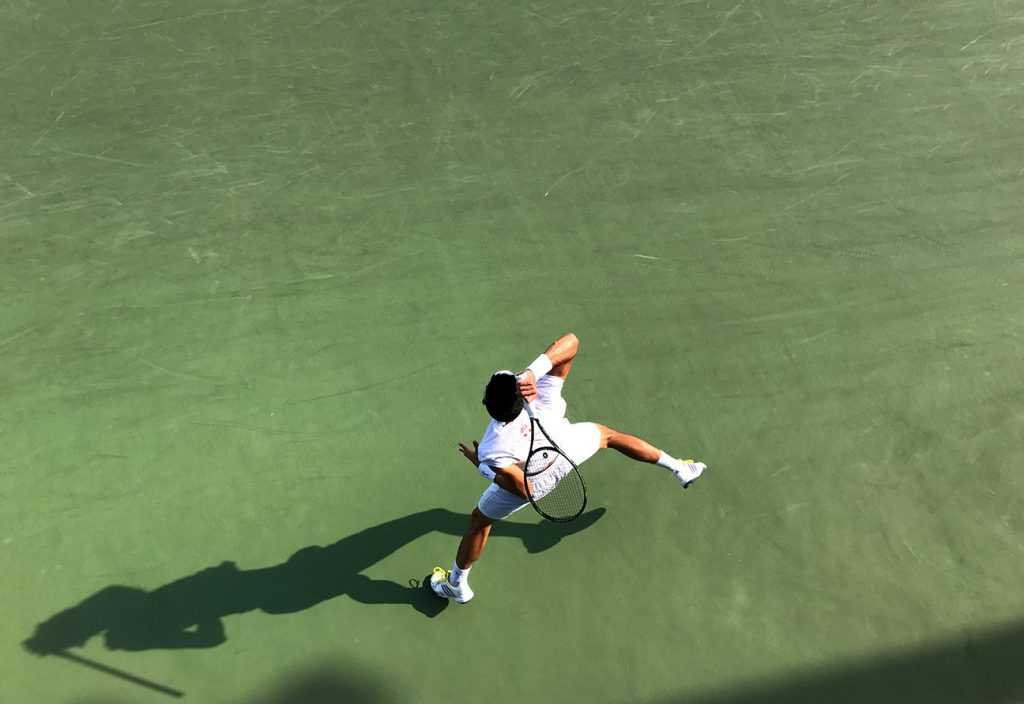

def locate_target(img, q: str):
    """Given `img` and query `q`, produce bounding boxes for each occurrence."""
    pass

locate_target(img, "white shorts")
[477,420,601,521]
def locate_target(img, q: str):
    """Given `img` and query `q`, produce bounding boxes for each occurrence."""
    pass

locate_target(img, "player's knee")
[469,507,493,530]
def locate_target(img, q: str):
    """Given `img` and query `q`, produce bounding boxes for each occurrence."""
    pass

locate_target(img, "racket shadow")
[22,507,607,657]
[506,506,606,554]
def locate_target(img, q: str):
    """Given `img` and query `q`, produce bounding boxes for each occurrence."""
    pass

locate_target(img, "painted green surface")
[2,1,1022,702]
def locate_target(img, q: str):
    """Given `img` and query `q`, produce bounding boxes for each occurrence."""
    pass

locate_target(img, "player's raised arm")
[517,332,579,400]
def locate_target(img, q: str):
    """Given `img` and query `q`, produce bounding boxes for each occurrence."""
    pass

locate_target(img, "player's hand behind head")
[516,371,538,403]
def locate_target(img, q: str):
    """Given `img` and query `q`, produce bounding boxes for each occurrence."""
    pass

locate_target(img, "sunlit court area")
[3,1,1023,702]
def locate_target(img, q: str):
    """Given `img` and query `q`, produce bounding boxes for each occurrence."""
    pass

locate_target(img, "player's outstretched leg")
[596,424,707,487]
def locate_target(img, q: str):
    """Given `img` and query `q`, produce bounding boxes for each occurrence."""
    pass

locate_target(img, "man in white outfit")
[431,333,707,603]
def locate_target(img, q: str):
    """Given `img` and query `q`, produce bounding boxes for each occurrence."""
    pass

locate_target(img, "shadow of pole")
[55,651,184,699]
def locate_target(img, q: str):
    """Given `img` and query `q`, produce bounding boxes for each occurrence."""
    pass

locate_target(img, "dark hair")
[483,372,524,422]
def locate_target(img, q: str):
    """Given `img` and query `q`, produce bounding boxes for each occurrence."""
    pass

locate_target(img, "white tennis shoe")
[429,567,474,603]
[676,460,707,488]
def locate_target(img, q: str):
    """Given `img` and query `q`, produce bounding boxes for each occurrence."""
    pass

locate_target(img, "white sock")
[655,452,686,474]
[451,563,470,587]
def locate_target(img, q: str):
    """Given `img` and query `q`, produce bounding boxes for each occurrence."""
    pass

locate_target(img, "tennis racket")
[521,400,587,522]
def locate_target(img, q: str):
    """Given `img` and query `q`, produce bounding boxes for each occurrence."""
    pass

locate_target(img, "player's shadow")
[22,507,605,654]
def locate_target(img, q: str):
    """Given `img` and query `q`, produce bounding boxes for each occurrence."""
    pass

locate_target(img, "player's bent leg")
[456,508,494,569]
[595,424,707,488]
[431,506,499,604]
[431,484,532,603]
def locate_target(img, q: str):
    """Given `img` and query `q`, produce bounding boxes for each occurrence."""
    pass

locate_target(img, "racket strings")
[525,448,572,490]
[525,447,586,521]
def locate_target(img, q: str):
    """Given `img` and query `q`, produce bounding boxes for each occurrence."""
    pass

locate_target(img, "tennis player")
[430,332,706,603]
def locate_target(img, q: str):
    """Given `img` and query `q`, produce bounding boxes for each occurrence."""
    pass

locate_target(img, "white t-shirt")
[476,414,531,476]
[477,376,567,475]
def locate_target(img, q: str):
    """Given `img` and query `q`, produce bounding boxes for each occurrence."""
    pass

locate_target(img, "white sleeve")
[526,353,553,379]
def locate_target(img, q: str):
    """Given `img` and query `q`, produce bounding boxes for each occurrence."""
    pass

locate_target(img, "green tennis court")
[3,1,1022,702]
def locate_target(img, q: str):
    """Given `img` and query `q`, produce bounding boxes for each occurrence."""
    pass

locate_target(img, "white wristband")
[526,353,553,380]
[478,464,496,480]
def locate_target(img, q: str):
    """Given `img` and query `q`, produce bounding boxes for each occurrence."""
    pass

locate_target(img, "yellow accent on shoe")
[682,459,694,463]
